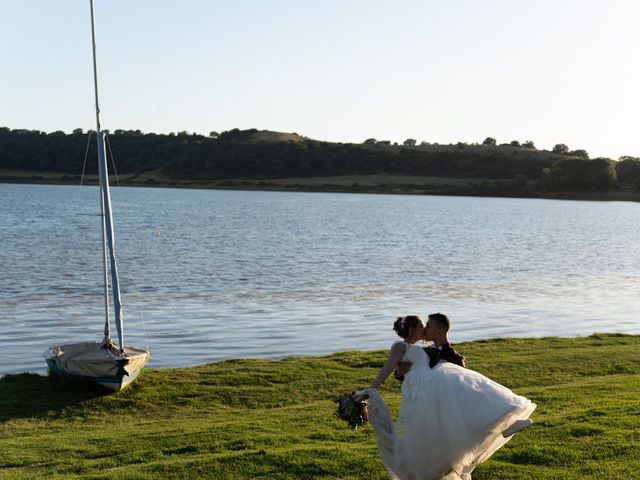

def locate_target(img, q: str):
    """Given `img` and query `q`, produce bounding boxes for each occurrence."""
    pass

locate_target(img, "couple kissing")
[394,313,464,383]
[355,313,536,480]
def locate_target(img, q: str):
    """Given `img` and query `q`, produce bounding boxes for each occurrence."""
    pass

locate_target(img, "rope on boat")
[105,133,120,187]
[80,130,93,186]
[103,131,150,350]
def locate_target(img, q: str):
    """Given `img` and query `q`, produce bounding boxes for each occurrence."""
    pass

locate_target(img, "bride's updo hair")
[393,315,423,339]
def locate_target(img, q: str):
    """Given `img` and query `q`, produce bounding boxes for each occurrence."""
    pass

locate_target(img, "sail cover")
[97,131,124,350]
[51,342,150,378]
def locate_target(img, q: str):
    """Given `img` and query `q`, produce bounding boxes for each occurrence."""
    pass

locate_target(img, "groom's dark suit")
[425,343,465,369]
[395,343,465,381]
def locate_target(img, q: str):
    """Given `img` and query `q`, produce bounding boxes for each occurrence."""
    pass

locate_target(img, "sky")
[2,0,639,159]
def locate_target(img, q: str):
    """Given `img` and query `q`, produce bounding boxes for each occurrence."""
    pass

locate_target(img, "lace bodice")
[394,341,430,368]
[393,341,433,391]
[404,342,430,365]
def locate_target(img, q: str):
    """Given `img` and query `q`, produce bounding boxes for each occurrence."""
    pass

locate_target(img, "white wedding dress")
[364,341,536,480]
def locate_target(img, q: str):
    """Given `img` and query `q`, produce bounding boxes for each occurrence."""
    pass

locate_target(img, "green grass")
[1,334,639,479]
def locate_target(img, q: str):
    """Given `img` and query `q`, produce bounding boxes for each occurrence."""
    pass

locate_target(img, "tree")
[209,131,219,138]
[522,140,535,149]
[541,158,616,191]
[569,149,589,159]
[403,138,417,146]
[363,138,377,145]
[616,156,640,184]
[482,137,496,146]
[509,140,521,147]
[552,143,569,154]
[72,128,83,135]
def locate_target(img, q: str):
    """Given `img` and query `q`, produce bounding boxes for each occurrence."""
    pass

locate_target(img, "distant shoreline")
[2,170,640,202]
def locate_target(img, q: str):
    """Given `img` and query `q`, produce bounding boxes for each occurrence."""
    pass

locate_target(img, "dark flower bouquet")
[335,394,368,429]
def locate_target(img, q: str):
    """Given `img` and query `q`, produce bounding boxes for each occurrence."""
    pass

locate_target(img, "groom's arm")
[442,346,465,367]
[394,361,412,382]
[452,352,465,367]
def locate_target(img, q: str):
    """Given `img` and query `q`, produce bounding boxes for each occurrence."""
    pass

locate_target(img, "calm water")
[1,183,639,376]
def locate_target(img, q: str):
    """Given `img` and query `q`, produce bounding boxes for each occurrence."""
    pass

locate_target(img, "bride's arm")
[368,342,406,389]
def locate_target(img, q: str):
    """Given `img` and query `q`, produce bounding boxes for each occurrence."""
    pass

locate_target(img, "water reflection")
[1,184,639,376]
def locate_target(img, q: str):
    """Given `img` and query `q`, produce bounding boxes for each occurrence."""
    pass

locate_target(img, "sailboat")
[44,0,151,391]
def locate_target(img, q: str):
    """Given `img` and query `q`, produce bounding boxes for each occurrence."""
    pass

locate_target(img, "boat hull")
[44,343,149,392]
[45,356,141,391]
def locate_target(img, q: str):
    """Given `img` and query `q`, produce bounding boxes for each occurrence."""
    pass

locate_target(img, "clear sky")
[2,0,639,159]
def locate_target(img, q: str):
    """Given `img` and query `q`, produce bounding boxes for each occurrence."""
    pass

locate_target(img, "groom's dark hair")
[428,313,450,332]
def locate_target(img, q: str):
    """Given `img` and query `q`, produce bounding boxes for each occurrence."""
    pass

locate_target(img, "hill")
[1,127,636,197]
[249,130,307,143]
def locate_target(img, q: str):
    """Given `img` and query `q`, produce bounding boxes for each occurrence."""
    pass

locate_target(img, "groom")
[395,313,465,381]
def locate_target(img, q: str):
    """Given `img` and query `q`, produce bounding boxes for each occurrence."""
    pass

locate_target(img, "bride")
[355,315,536,480]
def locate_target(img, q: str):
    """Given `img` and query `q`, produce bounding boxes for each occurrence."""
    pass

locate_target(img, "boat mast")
[89,0,125,352]
[89,0,111,345]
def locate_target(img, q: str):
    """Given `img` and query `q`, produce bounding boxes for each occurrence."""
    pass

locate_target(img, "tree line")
[1,127,638,192]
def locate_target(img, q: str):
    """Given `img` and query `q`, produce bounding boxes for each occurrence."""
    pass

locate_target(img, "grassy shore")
[1,334,639,479]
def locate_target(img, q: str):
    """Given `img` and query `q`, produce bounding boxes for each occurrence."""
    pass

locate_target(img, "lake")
[1,183,639,376]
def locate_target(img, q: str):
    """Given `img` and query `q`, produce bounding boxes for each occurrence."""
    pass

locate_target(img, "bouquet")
[334,394,368,429]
